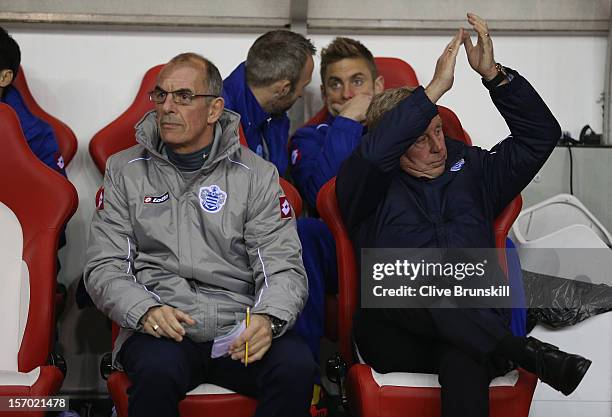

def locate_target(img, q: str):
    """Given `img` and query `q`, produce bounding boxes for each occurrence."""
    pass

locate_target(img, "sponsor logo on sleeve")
[55,152,65,170]
[143,192,170,204]
[95,187,105,210]
[279,196,292,219]
[291,149,301,165]
[199,185,227,213]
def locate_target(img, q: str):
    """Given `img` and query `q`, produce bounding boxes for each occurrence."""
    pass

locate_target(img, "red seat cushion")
[108,371,257,417]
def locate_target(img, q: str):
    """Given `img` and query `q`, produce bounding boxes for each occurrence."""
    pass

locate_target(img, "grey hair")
[167,52,223,96]
[246,30,316,91]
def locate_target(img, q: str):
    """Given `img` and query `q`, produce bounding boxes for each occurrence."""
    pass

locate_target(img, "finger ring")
[152,324,160,331]
[448,47,453,52]
[484,33,490,37]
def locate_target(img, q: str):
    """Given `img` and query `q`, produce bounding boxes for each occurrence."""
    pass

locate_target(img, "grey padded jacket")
[84,109,307,364]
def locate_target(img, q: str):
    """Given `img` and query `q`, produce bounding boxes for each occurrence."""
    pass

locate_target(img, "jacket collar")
[223,62,282,130]
[134,108,242,170]
[1,86,37,131]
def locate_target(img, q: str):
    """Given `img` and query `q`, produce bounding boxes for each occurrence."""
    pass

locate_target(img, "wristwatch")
[482,63,508,90]
[265,315,287,338]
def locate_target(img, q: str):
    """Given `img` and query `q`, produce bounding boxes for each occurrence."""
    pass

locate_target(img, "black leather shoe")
[523,337,592,396]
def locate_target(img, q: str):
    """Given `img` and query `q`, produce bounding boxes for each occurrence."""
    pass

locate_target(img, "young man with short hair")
[290,37,384,208]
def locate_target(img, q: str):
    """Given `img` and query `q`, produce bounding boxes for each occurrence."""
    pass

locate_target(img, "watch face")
[268,316,286,337]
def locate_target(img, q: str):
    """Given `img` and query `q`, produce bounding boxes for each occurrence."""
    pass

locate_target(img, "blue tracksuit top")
[2,85,66,176]
[222,62,290,175]
[337,68,561,253]
[290,114,364,208]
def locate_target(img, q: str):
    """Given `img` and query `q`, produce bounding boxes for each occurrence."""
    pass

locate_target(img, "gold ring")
[152,324,160,331]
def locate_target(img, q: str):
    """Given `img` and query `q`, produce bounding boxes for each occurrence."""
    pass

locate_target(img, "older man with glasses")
[84,52,316,417]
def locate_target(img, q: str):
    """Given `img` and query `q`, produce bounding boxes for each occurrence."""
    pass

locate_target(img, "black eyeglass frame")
[148,87,219,105]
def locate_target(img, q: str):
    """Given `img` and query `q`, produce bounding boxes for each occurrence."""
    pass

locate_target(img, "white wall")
[6,26,610,393]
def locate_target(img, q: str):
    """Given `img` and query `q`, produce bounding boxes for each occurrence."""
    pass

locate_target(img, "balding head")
[160,52,223,96]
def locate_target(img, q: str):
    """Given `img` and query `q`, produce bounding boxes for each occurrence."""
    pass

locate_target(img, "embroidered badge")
[95,187,105,211]
[144,192,169,204]
[256,144,264,157]
[450,158,465,172]
[279,196,292,219]
[55,152,65,170]
[199,185,227,213]
[291,149,301,165]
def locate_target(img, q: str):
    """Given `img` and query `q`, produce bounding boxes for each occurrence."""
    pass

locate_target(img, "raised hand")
[331,93,374,123]
[463,13,498,80]
[424,28,464,104]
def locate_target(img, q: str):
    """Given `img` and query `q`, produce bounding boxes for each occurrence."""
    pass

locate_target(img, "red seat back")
[89,65,163,174]
[0,103,78,371]
[438,105,473,145]
[13,66,78,167]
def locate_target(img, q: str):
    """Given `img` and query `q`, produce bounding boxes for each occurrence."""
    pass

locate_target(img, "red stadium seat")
[0,104,78,415]
[13,66,78,167]
[316,136,534,417]
[89,65,163,173]
[89,65,302,417]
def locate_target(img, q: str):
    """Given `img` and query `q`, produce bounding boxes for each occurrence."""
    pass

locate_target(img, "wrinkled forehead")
[158,62,206,91]
[324,57,375,83]
[429,114,443,129]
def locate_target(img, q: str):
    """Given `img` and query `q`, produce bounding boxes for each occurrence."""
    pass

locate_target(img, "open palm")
[463,13,497,80]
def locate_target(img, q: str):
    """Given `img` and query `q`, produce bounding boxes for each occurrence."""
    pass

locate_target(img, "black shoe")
[522,337,592,396]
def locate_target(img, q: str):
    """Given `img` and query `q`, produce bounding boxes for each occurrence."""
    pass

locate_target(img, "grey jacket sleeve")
[245,162,308,334]
[83,159,162,330]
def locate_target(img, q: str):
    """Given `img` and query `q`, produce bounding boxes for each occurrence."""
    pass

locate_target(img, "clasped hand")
[425,13,499,104]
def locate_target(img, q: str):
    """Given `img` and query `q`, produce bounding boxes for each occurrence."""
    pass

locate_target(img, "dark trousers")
[119,330,317,417]
[354,308,512,417]
[294,218,337,362]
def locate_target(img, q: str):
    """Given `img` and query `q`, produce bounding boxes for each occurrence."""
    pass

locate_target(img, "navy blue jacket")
[222,62,290,175]
[290,114,364,208]
[337,69,560,254]
[2,86,66,176]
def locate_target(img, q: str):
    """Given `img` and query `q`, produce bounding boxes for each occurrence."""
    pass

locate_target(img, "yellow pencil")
[245,307,250,367]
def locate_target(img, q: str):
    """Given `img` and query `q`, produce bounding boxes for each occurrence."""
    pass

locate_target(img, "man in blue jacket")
[337,14,591,417]
[223,31,334,415]
[0,27,65,176]
[223,30,315,176]
[290,37,383,208]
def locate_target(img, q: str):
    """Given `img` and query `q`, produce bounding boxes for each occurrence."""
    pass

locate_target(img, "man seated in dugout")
[336,13,591,417]
[85,52,315,417]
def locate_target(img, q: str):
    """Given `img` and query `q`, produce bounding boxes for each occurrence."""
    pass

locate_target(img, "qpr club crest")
[450,158,465,172]
[199,185,227,213]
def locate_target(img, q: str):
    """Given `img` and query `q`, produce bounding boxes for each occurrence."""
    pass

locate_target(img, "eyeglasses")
[148,88,218,105]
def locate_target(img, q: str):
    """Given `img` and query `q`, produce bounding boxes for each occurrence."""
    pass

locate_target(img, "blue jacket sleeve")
[336,86,438,232]
[23,118,66,177]
[290,116,364,208]
[479,69,561,217]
